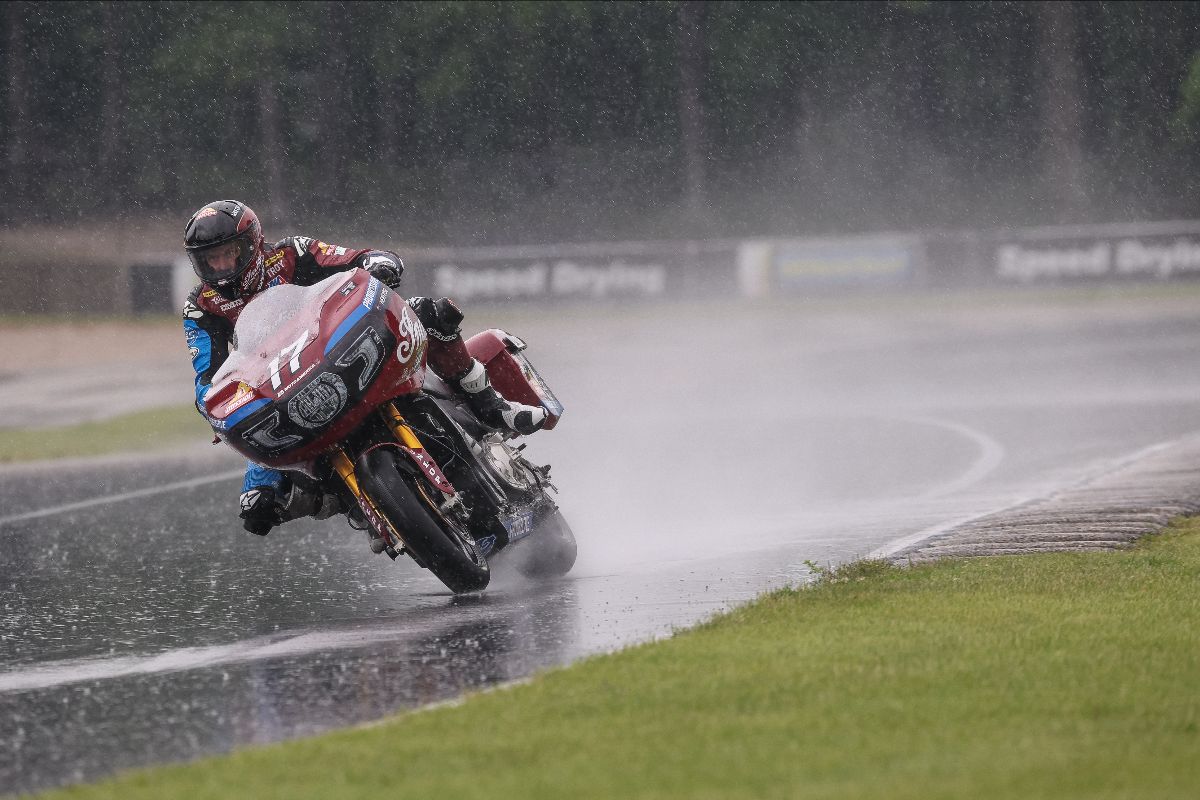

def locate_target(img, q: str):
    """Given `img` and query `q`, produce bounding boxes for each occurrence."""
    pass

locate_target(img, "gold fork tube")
[330,447,360,496]
[381,402,423,449]
[330,446,401,548]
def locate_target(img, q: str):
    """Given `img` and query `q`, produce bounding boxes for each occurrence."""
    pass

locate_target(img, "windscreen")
[210,273,348,386]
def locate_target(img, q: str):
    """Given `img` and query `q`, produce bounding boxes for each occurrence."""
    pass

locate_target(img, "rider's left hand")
[363,252,404,289]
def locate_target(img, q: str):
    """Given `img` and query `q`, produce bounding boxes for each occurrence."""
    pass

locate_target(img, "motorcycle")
[202,267,576,594]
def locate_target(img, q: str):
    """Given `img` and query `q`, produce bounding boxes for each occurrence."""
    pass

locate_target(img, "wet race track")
[4,288,1200,794]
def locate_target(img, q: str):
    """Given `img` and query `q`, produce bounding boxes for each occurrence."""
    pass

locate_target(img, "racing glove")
[239,486,284,536]
[362,251,404,289]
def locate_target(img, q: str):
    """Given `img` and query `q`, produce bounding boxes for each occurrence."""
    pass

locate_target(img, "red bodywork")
[466,329,563,431]
[203,268,561,470]
[204,269,429,469]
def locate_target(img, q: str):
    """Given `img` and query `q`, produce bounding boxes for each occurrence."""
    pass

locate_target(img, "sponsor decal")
[196,207,219,219]
[189,346,199,359]
[292,236,314,254]
[264,251,284,268]
[362,276,381,309]
[267,276,284,288]
[183,301,204,320]
[401,446,455,493]
[339,280,357,296]
[202,289,219,299]
[396,303,426,365]
[240,489,265,513]
[287,372,348,429]
[477,535,497,556]
[356,496,393,544]
[184,326,201,345]
[220,382,257,414]
[218,299,245,312]
[277,360,319,396]
[316,241,330,254]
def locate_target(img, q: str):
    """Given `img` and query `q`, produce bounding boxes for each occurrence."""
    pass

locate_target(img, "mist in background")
[5,0,1200,246]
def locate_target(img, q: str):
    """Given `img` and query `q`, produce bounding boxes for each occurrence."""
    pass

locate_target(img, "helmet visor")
[188,234,257,285]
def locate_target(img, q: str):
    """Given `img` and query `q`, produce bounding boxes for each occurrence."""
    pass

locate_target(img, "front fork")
[330,443,402,557]
[329,402,454,556]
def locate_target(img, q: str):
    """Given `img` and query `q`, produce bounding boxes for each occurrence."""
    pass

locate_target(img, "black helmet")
[184,200,265,298]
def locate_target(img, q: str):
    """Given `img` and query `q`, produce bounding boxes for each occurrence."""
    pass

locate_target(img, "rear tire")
[511,508,577,579]
[358,448,490,594]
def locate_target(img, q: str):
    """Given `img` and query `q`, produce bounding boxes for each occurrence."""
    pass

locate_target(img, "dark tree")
[676,1,708,224]
[1037,0,1088,222]
[99,2,127,203]
[5,1,30,221]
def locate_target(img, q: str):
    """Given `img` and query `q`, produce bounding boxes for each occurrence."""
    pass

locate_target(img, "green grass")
[38,520,1200,799]
[0,405,210,462]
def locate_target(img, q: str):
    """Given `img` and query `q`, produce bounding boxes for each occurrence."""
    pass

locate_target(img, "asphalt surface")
[3,287,1200,794]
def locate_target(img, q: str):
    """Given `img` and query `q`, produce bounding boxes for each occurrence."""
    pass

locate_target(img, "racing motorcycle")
[202,268,576,594]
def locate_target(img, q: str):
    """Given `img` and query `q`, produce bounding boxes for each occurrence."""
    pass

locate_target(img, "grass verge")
[40,521,1200,799]
[0,405,209,463]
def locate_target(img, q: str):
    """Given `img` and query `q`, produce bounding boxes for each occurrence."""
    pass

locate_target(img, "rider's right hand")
[239,487,284,536]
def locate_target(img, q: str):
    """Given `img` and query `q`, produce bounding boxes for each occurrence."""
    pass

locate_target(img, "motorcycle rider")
[182,200,547,537]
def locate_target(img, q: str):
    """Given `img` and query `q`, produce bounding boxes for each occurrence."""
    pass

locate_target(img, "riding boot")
[454,359,547,435]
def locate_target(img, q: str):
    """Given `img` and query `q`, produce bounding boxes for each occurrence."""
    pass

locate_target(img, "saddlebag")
[465,329,564,430]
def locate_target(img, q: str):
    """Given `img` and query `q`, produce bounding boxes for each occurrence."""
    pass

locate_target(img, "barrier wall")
[7,219,1200,316]
[922,220,1200,289]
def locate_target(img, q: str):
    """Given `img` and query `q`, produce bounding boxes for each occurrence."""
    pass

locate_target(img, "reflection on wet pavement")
[1,584,581,792]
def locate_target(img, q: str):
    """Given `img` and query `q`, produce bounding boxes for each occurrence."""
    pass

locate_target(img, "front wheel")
[358,448,490,594]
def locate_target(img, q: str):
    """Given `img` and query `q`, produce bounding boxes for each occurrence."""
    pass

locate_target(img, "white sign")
[434,260,666,300]
[997,237,1200,282]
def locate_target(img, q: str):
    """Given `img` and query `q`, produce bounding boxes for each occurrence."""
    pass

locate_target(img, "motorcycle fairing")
[205,269,428,467]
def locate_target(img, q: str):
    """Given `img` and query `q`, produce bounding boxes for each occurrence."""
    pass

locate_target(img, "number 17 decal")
[268,330,310,390]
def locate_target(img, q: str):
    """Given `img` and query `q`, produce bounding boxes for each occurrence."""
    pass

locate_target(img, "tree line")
[4,1,1200,244]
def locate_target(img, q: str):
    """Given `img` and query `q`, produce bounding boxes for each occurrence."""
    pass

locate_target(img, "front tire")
[358,448,490,594]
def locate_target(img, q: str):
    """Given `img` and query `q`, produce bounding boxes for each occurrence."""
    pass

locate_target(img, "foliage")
[3,1,1200,241]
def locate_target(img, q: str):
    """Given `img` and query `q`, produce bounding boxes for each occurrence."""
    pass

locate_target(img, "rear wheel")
[358,448,490,594]
[510,507,577,579]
